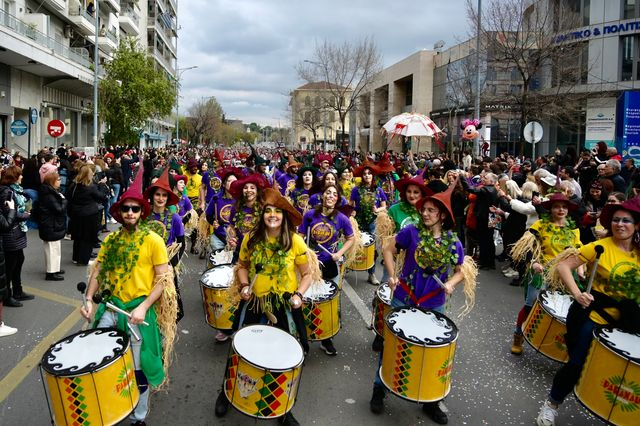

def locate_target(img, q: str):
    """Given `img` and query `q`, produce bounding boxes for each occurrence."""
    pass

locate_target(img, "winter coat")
[0,186,29,252]
[66,182,109,218]
[0,206,17,299]
[37,184,68,241]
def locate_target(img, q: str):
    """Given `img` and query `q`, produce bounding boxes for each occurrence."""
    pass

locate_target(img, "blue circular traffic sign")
[10,119,28,136]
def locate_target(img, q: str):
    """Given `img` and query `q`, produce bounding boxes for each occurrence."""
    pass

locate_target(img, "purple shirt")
[176,195,193,217]
[290,187,311,214]
[350,185,388,210]
[201,171,222,202]
[277,173,297,196]
[149,210,185,245]
[393,225,464,309]
[205,196,235,241]
[298,210,353,263]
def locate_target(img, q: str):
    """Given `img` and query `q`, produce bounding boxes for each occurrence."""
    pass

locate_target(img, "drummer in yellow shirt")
[184,158,203,253]
[214,188,311,426]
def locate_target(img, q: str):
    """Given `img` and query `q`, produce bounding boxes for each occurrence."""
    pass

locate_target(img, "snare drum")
[348,232,375,271]
[380,306,458,403]
[200,265,238,330]
[372,283,392,337]
[224,325,304,418]
[522,290,572,363]
[207,249,233,269]
[41,328,139,426]
[302,280,340,341]
[575,327,640,425]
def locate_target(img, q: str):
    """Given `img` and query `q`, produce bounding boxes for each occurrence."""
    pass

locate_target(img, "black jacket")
[0,206,17,298]
[0,186,29,252]
[37,184,68,241]
[66,182,109,218]
[462,180,499,229]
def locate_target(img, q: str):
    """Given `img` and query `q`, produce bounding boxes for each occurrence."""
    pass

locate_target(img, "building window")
[624,0,638,19]
[620,35,640,81]
[304,96,311,106]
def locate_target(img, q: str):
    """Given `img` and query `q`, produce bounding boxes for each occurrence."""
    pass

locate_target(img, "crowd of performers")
[48,144,640,426]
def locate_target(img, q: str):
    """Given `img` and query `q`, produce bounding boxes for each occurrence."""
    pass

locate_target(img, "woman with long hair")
[579,180,609,244]
[308,171,346,208]
[299,184,354,356]
[350,160,387,285]
[338,165,355,200]
[215,188,312,426]
[0,167,31,308]
[227,174,268,260]
[66,164,109,266]
[36,172,67,281]
[204,168,242,253]
[536,196,640,426]
[289,165,318,214]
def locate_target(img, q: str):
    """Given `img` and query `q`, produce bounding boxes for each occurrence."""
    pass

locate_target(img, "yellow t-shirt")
[579,237,640,324]
[239,233,308,297]
[529,219,581,264]
[185,171,202,198]
[97,230,168,303]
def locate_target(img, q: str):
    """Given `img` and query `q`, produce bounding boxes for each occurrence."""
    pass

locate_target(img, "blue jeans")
[107,184,120,220]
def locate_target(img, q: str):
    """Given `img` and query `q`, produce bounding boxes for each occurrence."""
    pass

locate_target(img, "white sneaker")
[368,274,380,285]
[502,267,515,275]
[215,331,230,342]
[64,234,72,240]
[504,269,520,278]
[537,401,558,426]
[0,322,18,337]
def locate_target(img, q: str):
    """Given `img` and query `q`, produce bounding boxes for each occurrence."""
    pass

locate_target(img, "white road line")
[341,279,374,329]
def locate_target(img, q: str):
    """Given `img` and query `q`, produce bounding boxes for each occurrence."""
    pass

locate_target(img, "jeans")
[97,311,149,422]
[107,184,120,220]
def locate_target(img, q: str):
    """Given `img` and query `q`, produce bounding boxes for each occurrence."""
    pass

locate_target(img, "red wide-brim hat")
[394,175,434,200]
[541,192,578,212]
[144,167,180,206]
[599,195,640,230]
[376,152,395,174]
[416,176,459,226]
[229,173,269,199]
[353,160,381,177]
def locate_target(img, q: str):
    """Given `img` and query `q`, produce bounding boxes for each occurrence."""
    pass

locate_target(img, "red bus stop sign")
[47,120,66,138]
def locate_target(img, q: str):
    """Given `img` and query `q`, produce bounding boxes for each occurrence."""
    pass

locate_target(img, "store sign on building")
[554,20,640,44]
[585,107,615,150]
[10,119,28,136]
[616,91,640,161]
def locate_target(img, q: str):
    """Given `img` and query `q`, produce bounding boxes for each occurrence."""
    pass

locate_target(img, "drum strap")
[398,279,441,306]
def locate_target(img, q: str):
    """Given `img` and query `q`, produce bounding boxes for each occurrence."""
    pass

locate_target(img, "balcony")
[101,0,120,13]
[67,6,96,36]
[42,0,66,11]
[119,6,140,35]
[153,21,176,56]
[98,27,117,52]
[148,46,175,75]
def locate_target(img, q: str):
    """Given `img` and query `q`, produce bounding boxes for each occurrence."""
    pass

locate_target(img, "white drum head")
[386,307,458,346]
[540,291,572,321]
[233,325,303,370]
[200,265,234,288]
[209,249,233,266]
[361,232,374,246]
[597,328,640,363]
[376,283,391,305]
[42,328,128,376]
[303,280,337,303]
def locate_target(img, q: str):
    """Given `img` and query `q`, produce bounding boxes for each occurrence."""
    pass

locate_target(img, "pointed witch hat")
[110,161,152,224]
[416,175,459,227]
[376,152,395,174]
[144,167,180,207]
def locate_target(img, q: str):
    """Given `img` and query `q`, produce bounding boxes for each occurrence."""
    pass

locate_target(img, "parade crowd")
[0,140,639,426]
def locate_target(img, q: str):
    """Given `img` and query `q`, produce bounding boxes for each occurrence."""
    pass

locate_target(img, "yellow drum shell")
[302,280,340,341]
[575,328,640,425]
[224,325,304,419]
[200,265,238,331]
[379,307,458,403]
[372,283,392,337]
[522,291,572,363]
[41,329,140,426]
[348,232,375,271]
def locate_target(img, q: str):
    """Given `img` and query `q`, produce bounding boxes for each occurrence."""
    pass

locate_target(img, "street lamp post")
[92,0,100,147]
[175,65,198,144]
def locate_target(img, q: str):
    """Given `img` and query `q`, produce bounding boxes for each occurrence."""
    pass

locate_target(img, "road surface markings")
[23,286,78,307]
[341,279,374,329]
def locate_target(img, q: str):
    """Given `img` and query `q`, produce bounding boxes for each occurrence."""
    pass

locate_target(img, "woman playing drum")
[289,165,318,214]
[214,188,313,426]
[372,181,476,424]
[536,196,640,426]
[226,173,268,261]
[509,192,582,355]
[298,184,354,355]
[204,167,243,252]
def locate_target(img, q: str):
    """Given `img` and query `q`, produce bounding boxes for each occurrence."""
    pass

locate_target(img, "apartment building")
[0,0,177,154]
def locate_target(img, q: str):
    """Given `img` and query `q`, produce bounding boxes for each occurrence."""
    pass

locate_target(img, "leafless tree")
[296,36,383,150]
[186,97,224,145]
[467,0,593,148]
[290,93,324,150]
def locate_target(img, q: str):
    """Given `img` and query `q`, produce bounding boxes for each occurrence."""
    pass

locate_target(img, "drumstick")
[585,245,604,295]
[247,264,264,293]
[92,293,150,327]
[432,274,447,290]
[76,282,91,323]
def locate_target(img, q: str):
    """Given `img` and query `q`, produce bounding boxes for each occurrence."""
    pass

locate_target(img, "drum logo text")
[602,376,640,410]
[311,222,334,244]
[237,370,258,398]
[437,358,454,384]
[116,364,136,397]
[220,204,233,223]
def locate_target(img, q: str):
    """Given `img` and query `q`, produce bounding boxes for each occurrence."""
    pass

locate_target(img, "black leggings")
[4,249,25,298]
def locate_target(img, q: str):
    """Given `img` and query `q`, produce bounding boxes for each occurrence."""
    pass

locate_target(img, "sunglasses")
[120,205,142,213]
[611,217,635,224]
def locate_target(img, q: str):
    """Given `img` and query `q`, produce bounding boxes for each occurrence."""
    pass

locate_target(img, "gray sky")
[177,0,472,127]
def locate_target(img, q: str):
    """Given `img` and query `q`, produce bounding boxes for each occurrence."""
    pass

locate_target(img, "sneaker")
[108,218,117,224]
[502,267,516,276]
[215,331,230,342]
[537,401,558,426]
[370,385,385,414]
[0,322,18,337]
[504,269,520,278]
[214,391,230,417]
[422,401,448,424]
[279,412,300,426]
[511,333,524,355]
[368,274,380,286]
[320,339,337,356]
[64,234,71,240]
[501,265,512,273]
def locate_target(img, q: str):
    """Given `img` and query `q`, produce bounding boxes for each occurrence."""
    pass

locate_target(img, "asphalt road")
[0,228,599,425]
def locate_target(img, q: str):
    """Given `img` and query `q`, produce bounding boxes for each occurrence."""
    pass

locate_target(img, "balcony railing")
[120,5,140,26]
[69,6,94,21]
[0,9,92,69]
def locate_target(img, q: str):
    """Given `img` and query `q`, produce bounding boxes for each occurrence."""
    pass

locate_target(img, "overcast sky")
[177,0,472,127]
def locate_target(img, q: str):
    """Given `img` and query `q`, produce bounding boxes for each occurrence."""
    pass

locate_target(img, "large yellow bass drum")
[41,328,139,426]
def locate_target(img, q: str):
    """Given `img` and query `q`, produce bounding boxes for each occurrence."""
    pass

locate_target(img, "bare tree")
[186,97,224,145]
[291,93,324,150]
[467,0,592,150]
[297,36,383,150]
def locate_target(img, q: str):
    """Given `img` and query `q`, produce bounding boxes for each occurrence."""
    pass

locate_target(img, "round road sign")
[47,120,66,138]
